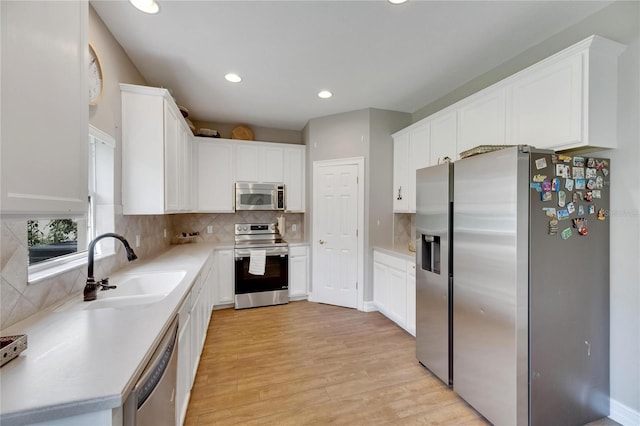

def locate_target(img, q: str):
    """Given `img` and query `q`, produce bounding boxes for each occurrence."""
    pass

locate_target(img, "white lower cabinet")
[373,250,416,336]
[213,249,235,307]
[288,245,309,299]
[177,252,214,425]
[406,261,416,335]
[176,290,192,425]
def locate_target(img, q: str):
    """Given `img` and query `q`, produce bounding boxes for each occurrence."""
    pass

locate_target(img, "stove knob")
[243,226,248,231]
[270,224,276,230]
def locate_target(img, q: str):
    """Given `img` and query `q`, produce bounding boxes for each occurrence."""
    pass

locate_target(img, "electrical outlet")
[207,225,213,234]
[292,224,297,232]
[135,235,141,247]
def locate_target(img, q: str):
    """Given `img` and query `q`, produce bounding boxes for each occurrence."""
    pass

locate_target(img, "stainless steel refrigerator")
[451,146,610,425]
[415,161,453,387]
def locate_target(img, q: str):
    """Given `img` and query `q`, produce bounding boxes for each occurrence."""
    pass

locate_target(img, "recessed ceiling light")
[225,73,242,83]
[388,0,408,4]
[130,0,159,14]
[318,90,332,99]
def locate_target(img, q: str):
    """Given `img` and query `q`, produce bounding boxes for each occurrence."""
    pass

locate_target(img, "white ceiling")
[91,0,612,131]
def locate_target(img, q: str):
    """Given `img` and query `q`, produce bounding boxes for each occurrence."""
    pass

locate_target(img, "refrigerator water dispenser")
[421,234,440,274]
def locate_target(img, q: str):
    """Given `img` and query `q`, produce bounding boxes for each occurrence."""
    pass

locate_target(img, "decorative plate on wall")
[88,43,104,105]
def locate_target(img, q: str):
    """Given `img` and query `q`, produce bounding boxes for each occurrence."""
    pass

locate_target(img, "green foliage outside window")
[27,219,78,246]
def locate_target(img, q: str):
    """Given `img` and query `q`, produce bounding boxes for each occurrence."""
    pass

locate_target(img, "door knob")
[319,240,326,245]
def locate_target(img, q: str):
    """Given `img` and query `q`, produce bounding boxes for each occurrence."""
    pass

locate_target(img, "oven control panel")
[235,223,277,235]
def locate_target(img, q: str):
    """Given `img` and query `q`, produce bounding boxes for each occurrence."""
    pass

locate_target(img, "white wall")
[304,108,411,301]
[593,31,640,422]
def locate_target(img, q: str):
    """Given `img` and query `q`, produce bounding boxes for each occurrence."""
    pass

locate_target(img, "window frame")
[28,126,116,283]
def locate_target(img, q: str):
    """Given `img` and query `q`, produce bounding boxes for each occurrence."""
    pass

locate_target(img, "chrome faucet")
[84,233,138,301]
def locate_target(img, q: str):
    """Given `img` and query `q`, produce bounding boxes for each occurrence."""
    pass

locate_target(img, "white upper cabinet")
[509,53,583,149]
[393,124,429,213]
[262,146,285,183]
[457,87,507,154]
[121,84,193,214]
[429,110,457,166]
[193,138,305,213]
[182,124,194,211]
[235,144,260,182]
[195,138,236,212]
[509,36,625,150]
[409,126,430,212]
[236,142,284,183]
[164,102,182,212]
[393,133,410,213]
[391,35,625,169]
[1,1,88,216]
[283,145,306,212]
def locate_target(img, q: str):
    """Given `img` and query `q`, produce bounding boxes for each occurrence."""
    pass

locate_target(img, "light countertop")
[0,243,221,426]
[373,246,416,263]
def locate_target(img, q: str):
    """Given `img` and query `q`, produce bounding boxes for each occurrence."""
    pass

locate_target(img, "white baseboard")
[289,295,308,302]
[212,303,234,310]
[362,301,378,312]
[610,398,640,426]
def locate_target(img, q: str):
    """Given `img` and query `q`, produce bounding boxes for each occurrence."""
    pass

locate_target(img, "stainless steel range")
[234,223,289,309]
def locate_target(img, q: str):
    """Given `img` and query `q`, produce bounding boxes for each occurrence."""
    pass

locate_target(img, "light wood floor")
[184,301,488,425]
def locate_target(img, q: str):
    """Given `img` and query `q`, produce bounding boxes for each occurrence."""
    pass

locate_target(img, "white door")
[313,162,359,308]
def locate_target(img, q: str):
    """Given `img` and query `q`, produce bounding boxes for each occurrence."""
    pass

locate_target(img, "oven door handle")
[235,248,289,258]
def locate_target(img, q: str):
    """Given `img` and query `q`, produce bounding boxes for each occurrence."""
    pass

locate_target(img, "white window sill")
[28,251,115,285]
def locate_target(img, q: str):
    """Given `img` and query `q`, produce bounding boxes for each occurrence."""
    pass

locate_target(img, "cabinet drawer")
[289,245,307,257]
[373,250,407,271]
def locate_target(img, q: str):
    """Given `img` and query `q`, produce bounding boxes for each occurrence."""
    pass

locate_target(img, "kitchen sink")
[55,270,186,312]
[105,271,186,297]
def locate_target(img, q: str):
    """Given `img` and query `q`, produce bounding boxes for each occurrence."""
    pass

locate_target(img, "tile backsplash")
[169,212,304,243]
[394,213,415,252]
[0,214,170,329]
[0,211,304,329]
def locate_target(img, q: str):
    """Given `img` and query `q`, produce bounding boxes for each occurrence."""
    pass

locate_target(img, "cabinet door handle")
[396,186,403,200]
[319,240,326,245]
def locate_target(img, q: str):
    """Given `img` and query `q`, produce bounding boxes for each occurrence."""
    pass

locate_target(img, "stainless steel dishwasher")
[124,316,178,426]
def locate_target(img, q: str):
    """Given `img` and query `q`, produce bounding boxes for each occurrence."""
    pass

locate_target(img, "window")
[28,126,115,279]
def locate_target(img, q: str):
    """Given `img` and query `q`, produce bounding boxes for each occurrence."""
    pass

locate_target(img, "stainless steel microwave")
[235,182,285,211]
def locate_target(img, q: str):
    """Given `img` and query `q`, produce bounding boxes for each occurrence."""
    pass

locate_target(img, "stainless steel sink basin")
[55,270,186,312]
